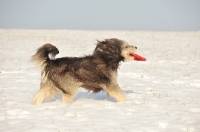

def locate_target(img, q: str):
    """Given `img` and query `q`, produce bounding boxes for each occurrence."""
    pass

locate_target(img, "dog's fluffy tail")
[31,44,59,69]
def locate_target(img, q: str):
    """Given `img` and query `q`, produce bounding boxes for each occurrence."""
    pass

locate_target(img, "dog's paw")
[108,91,126,102]
[62,97,73,104]
[32,98,43,105]
[116,95,126,102]
[63,100,73,104]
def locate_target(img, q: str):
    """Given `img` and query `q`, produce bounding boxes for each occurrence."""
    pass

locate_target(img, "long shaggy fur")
[32,38,137,105]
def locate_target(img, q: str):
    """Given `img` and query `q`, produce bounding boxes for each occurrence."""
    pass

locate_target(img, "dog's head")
[93,38,137,62]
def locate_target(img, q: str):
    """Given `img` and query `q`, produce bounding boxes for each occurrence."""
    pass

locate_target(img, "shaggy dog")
[32,38,137,105]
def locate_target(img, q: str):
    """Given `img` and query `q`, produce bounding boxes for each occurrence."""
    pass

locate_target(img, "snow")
[0,29,200,132]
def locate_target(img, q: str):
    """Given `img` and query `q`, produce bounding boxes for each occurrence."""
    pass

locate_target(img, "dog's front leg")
[104,83,126,102]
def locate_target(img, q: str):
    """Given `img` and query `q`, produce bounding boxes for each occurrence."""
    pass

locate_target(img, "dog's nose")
[135,46,137,49]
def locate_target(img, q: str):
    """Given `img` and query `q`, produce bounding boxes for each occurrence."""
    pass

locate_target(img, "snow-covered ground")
[0,29,200,132]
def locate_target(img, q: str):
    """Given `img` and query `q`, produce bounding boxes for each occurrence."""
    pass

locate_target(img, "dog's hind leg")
[32,82,58,105]
[102,83,126,102]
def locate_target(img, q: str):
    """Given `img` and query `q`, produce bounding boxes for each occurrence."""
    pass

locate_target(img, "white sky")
[0,0,200,31]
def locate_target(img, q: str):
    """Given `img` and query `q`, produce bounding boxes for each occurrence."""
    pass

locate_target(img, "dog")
[31,38,137,105]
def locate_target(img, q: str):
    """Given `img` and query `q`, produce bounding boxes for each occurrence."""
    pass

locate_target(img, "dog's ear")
[95,40,107,53]
[98,39,121,54]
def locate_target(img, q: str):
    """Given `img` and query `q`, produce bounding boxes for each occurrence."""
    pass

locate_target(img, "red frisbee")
[130,52,146,61]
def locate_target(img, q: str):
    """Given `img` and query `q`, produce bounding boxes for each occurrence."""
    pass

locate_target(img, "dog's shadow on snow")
[74,91,116,102]
[47,90,135,103]
[75,89,136,102]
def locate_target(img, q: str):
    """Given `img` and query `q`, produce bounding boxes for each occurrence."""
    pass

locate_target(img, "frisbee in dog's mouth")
[129,52,146,61]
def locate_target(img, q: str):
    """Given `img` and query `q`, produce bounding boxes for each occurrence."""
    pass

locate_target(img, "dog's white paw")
[108,91,126,102]
[32,95,44,105]
[32,98,43,105]
[116,94,126,102]
[62,96,73,104]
